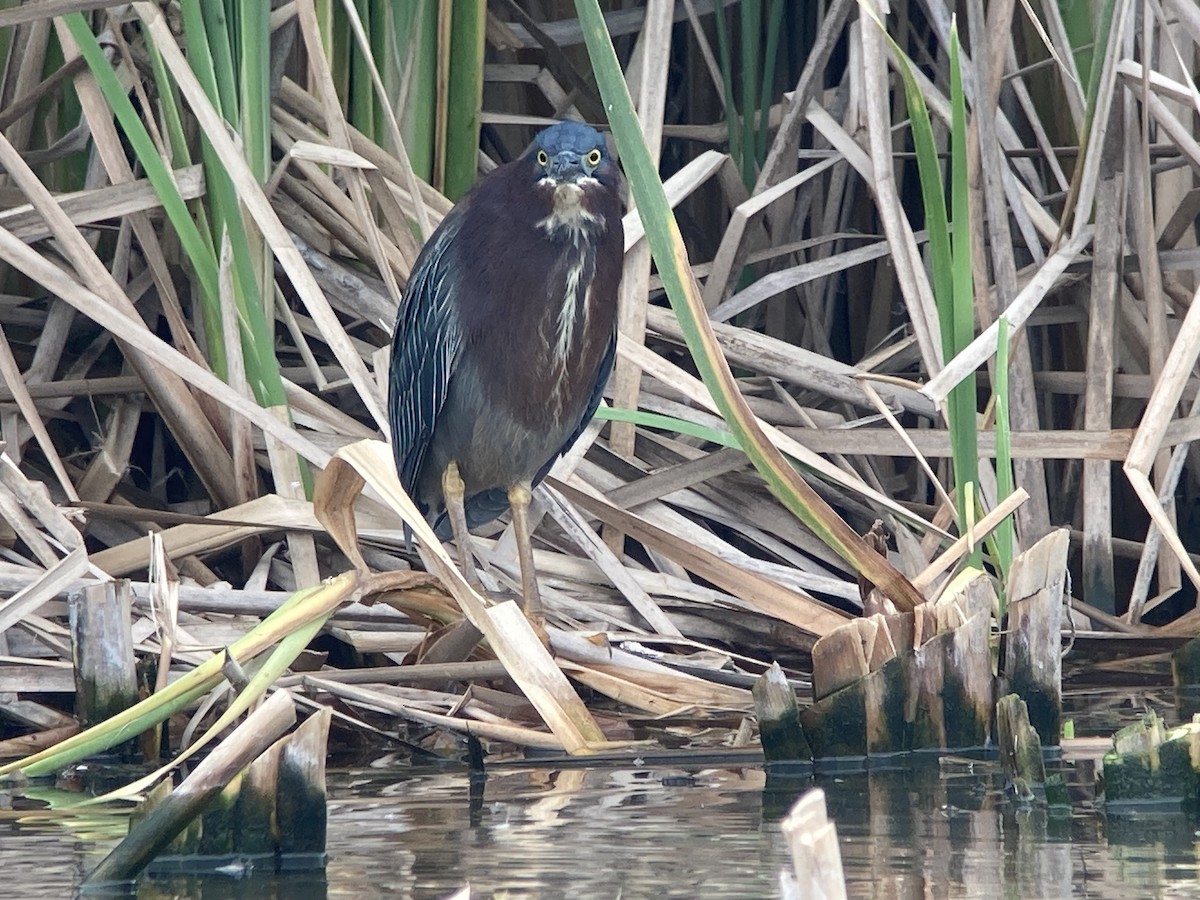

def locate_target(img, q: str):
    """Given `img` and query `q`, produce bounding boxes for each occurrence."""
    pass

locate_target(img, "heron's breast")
[462,253,607,441]
[426,353,587,496]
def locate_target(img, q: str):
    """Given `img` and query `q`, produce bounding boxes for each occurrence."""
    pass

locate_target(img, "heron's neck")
[537,181,604,242]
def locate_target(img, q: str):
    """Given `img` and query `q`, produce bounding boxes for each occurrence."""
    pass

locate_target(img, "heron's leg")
[442,462,483,591]
[507,481,544,623]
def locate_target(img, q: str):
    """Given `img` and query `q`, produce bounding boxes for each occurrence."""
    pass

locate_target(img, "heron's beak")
[547,151,585,182]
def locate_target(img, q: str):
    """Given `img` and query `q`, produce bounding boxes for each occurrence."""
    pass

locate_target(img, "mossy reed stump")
[1002,529,1068,747]
[752,662,811,764]
[69,580,138,728]
[83,689,331,886]
[1102,710,1200,811]
[799,570,993,758]
[996,693,1046,801]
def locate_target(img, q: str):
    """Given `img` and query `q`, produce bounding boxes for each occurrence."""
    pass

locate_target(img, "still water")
[4,750,1200,899]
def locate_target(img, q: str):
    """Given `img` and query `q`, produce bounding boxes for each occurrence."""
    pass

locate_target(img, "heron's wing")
[388,219,464,503]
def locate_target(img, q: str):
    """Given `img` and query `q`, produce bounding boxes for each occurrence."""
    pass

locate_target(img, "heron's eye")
[536,149,549,167]
[585,148,602,167]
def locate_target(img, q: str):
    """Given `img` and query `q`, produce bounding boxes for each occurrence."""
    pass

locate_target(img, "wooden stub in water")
[779,788,847,900]
[69,580,137,727]
[84,689,298,886]
[909,572,994,750]
[753,662,810,763]
[1003,529,1068,747]
[811,622,869,701]
[237,739,284,856]
[197,778,241,857]
[277,704,332,857]
[1103,710,1200,809]
[1171,636,1200,719]
[804,616,886,756]
[802,570,994,758]
[996,693,1046,800]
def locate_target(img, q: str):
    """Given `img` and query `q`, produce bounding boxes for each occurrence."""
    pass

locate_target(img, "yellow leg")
[442,462,483,591]
[507,481,544,624]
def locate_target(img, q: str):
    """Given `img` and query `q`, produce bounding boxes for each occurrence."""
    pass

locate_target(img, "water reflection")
[821,759,1200,900]
[336,765,784,898]
[6,757,1200,898]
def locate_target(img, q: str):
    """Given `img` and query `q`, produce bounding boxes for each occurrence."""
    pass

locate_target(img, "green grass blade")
[202,0,238,120]
[349,0,377,138]
[237,0,271,182]
[738,0,761,187]
[141,27,224,375]
[574,0,923,612]
[235,0,275,395]
[948,23,979,565]
[315,0,336,83]
[1058,0,1116,233]
[172,0,287,406]
[63,14,222,354]
[891,40,952,357]
[42,29,87,192]
[367,0,390,142]
[443,0,485,200]
[881,16,977,558]
[711,3,741,175]
[594,406,741,450]
[175,0,235,381]
[1060,0,1096,102]
[395,1,437,183]
[756,0,786,163]
[0,573,358,780]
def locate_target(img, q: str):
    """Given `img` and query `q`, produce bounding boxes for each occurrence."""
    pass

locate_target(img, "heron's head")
[528,121,618,190]
[525,122,620,239]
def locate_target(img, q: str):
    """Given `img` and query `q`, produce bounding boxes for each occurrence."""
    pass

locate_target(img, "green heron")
[389,121,624,624]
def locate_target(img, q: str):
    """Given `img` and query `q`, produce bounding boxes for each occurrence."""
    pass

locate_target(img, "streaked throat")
[537,179,603,240]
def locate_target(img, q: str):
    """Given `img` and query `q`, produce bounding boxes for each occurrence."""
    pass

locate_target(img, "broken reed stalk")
[996,693,1046,801]
[1003,530,1068,747]
[83,689,297,886]
[752,662,810,763]
[276,705,332,856]
[69,580,137,728]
